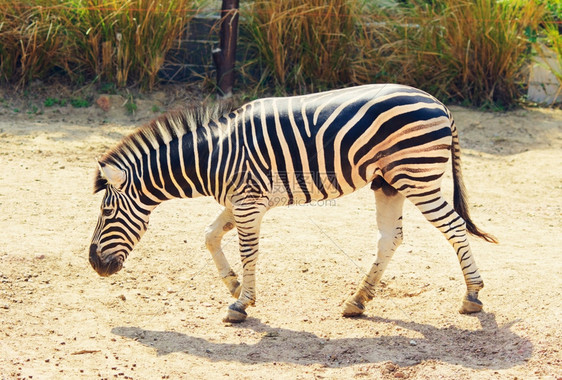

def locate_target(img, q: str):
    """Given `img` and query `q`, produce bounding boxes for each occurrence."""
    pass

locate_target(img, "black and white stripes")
[89,84,496,322]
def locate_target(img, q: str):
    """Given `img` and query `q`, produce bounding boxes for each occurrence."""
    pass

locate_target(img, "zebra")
[89,84,497,323]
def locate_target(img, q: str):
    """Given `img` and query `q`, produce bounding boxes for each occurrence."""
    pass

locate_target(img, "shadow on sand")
[112,311,531,369]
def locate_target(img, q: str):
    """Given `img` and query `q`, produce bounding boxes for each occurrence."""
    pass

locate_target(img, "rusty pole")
[212,0,240,98]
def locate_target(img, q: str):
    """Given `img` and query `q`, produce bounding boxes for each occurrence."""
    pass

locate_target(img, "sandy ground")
[0,89,561,379]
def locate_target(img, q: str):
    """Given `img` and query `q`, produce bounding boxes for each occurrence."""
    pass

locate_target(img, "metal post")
[212,0,240,98]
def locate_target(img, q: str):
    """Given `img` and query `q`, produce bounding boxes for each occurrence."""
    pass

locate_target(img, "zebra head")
[89,161,151,277]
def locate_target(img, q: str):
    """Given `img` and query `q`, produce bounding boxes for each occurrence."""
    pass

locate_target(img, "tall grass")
[440,0,545,106]
[363,0,546,106]
[242,0,545,107]
[241,0,368,94]
[0,0,69,87]
[68,0,200,89]
[0,0,551,107]
[0,0,201,89]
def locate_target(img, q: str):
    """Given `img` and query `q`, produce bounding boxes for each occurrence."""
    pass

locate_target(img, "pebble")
[409,339,417,346]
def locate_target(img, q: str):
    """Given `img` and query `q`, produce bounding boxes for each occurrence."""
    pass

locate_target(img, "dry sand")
[0,91,561,379]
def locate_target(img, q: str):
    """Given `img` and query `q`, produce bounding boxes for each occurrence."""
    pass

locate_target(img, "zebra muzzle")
[89,244,123,277]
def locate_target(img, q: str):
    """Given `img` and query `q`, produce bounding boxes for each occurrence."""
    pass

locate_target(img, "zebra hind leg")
[205,208,241,298]
[409,191,484,314]
[343,180,405,317]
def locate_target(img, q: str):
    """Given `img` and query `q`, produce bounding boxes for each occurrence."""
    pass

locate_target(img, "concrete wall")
[527,47,562,105]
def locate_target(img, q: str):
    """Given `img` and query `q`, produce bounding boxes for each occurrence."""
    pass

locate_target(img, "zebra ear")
[98,161,126,188]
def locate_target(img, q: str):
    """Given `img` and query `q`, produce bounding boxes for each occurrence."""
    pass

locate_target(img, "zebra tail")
[450,119,498,244]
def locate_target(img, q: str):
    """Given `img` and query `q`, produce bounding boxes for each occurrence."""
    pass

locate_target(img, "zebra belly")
[266,163,374,207]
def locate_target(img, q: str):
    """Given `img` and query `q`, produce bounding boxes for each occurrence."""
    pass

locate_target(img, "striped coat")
[90,84,496,322]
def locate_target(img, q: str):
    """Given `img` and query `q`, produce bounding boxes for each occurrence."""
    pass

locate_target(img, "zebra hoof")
[223,304,247,323]
[342,299,365,317]
[459,294,483,314]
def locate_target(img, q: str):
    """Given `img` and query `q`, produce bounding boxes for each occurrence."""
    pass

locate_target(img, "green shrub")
[70,97,90,108]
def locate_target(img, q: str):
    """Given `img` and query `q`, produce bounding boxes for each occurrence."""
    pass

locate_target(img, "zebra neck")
[181,124,224,199]
[196,120,248,204]
[140,119,246,205]
[137,124,222,201]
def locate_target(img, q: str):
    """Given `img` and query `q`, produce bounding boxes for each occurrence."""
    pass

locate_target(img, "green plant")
[27,104,42,115]
[125,97,137,114]
[100,82,117,94]
[44,98,57,107]
[70,97,90,108]
[44,97,64,107]
[535,0,561,21]
[44,97,68,107]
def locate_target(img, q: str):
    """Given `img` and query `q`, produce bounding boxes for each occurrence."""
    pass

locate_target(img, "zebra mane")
[94,100,234,193]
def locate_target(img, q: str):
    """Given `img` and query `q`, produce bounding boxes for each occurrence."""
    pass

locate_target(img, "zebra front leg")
[205,208,241,298]
[223,201,267,323]
[343,185,405,317]
[412,192,484,314]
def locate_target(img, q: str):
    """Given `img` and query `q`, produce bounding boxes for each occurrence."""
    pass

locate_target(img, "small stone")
[409,339,417,346]
[118,294,126,301]
[96,96,111,112]
[385,363,397,373]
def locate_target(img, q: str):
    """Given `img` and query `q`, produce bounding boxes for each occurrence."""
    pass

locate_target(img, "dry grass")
[241,0,367,94]
[0,0,201,89]
[360,0,546,107]
[70,0,200,89]
[0,0,69,87]
[440,0,545,106]
[0,0,551,106]
[242,0,545,107]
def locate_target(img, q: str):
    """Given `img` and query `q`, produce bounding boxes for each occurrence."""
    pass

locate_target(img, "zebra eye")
[102,208,113,217]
